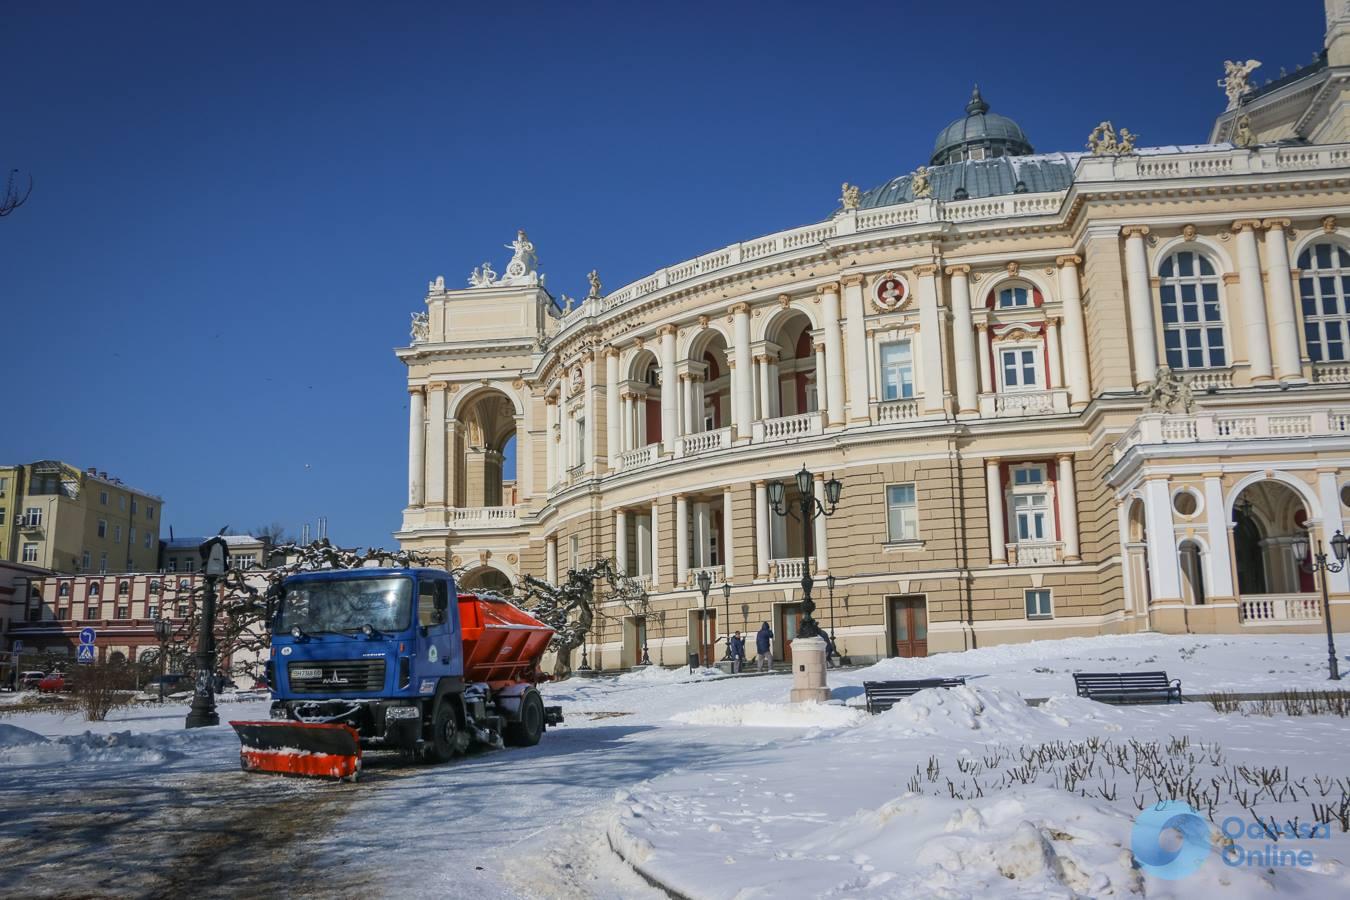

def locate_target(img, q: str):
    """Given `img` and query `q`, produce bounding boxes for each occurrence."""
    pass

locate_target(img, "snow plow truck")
[230,567,562,780]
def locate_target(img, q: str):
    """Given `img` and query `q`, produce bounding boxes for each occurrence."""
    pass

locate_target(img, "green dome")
[931,86,1034,166]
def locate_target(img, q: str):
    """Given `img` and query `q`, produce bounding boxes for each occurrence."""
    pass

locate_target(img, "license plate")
[290,668,321,679]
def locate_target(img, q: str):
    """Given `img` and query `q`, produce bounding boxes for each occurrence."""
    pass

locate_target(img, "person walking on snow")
[755,622,773,672]
[728,631,746,674]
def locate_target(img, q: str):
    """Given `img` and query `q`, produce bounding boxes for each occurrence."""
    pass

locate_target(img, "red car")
[37,672,67,693]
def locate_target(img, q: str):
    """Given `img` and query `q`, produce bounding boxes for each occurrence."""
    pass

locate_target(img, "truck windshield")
[279,577,413,634]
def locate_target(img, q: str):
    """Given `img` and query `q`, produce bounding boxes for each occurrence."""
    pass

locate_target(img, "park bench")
[1072,671,1182,705]
[863,677,966,714]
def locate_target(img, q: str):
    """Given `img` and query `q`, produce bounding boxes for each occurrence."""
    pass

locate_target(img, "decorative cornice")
[1120,225,1151,238]
[1055,254,1082,268]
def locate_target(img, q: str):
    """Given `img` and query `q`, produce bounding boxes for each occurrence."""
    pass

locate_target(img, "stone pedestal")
[789,635,830,703]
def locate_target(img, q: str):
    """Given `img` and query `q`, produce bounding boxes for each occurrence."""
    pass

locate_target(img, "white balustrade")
[1115,409,1347,461]
[1185,368,1233,391]
[770,558,814,581]
[686,565,725,588]
[1239,594,1322,624]
[754,411,824,443]
[1313,362,1350,384]
[1007,541,1063,566]
[449,506,519,528]
[680,426,731,458]
[617,444,660,472]
[979,389,1070,418]
[876,398,920,424]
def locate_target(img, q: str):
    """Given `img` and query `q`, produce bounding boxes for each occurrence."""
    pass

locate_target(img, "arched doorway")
[453,389,518,508]
[1231,481,1313,596]
[625,350,662,449]
[764,311,817,418]
[1178,539,1206,605]
[1124,498,1152,625]
[457,565,514,596]
[685,330,732,434]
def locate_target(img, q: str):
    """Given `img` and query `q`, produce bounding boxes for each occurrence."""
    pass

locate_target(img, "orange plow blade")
[230,721,362,780]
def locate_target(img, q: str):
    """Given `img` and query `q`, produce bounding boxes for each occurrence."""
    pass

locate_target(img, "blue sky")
[2,1,1324,549]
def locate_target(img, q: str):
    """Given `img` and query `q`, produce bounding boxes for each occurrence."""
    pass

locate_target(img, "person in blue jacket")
[755,622,773,671]
[727,631,746,674]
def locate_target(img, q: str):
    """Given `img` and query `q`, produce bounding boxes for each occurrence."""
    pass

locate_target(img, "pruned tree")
[516,558,650,678]
[1,169,32,217]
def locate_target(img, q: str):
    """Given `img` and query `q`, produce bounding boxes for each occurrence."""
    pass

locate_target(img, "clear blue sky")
[2,1,1324,549]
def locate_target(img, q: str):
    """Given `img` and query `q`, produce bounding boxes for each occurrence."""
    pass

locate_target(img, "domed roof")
[931,86,1033,166]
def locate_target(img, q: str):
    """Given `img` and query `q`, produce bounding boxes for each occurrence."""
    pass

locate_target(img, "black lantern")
[766,464,844,641]
[767,480,785,509]
[1297,529,1346,681]
[721,582,733,661]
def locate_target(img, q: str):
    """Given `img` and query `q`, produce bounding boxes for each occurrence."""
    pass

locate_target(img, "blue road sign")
[77,644,96,664]
[10,640,21,654]
[79,627,96,645]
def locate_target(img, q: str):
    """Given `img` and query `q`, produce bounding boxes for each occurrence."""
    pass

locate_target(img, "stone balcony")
[979,388,1070,418]
[1115,409,1350,462]
[1006,541,1064,566]
[448,506,520,529]
[752,411,824,443]
[1239,593,1322,624]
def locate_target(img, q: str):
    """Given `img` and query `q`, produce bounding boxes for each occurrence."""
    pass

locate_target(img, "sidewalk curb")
[606,830,695,900]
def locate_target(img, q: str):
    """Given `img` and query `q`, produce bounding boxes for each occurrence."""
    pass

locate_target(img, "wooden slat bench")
[863,678,966,714]
[1072,671,1182,704]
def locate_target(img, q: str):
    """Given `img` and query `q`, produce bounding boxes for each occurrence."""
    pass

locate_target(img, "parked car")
[145,673,187,692]
[19,671,46,690]
[38,672,67,693]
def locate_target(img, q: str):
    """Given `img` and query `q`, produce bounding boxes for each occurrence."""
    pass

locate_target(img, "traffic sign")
[10,640,21,655]
[77,644,96,664]
[79,627,96,645]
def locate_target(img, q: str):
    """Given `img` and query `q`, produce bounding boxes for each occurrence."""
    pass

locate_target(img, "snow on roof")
[161,535,265,549]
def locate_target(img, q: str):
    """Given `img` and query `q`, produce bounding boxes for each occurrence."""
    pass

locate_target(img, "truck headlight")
[385,706,420,720]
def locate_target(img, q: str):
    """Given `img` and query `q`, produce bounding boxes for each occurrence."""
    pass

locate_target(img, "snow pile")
[672,701,866,730]
[862,685,1069,740]
[614,665,723,686]
[0,725,195,766]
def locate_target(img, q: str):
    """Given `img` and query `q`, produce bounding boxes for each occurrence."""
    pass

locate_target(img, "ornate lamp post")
[185,536,227,728]
[1292,529,1347,681]
[696,568,712,667]
[826,573,838,666]
[720,582,732,660]
[153,615,173,704]
[767,466,843,641]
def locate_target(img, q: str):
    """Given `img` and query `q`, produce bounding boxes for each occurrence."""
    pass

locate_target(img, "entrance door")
[691,610,716,666]
[888,596,927,658]
[779,603,803,662]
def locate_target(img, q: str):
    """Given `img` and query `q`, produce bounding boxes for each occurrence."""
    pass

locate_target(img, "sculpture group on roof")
[1087,121,1138,157]
[1219,59,1262,109]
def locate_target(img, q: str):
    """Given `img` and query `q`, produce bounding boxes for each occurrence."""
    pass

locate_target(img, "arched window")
[58,581,70,597]
[88,582,101,598]
[1159,251,1226,369]
[998,285,1033,309]
[149,579,161,594]
[1297,241,1350,362]
[117,580,130,596]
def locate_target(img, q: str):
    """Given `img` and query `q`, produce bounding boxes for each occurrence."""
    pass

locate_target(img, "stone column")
[659,324,677,449]
[813,341,828,417]
[544,396,558,487]
[1046,317,1064,389]
[583,351,597,472]
[635,513,652,578]
[426,382,447,506]
[813,473,829,573]
[946,265,978,414]
[605,348,620,468]
[514,413,529,502]
[546,537,558,585]
[986,458,1006,565]
[620,393,634,452]
[1056,454,1080,562]
[1122,225,1159,387]
[445,420,460,508]
[1143,478,1182,601]
[615,509,629,575]
[1317,469,1350,594]
[976,322,993,395]
[722,486,736,579]
[408,386,425,507]
[675,494,690,587]
[1203,475,1236,598]
[649,499,661,590]
[1055,255,1091,407]
[693,501,711,567]
[914,264,946,413]
[732,303,753,439]
[679,373,693,438]
[1262,218,1303,381]
[558,368,571,474]
[754,480,770,579]
[818,282,846,426]
[841,274,870,423]
[1233,219,1275,382]
[752,356,763,421]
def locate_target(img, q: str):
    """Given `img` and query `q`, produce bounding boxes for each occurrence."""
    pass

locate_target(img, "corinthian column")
[1121,226,1158,387]
[659,325,677,448]
[986,458,1006,565]
[426,382,447,507]
[1055,255,1091,407]
[1261,218,1303,381]
[1056,454,1080,562]
[675,494,689,587]
[732,303,753,438]
[946,265,978,414]
[914,264,946,413]
[605,347,620,468]
[408,387,425,507]
[841,274,870,423]
[818,282,846,426]
[812,473,829,573]
[754,480,769,579]
[1233,219,1275,382]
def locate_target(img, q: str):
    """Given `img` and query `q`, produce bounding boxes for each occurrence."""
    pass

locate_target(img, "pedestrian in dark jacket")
[728,632,746,674]
[755,622,773,671]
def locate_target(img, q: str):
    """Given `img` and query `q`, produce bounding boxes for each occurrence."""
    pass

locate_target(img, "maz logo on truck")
[322,672,350,685]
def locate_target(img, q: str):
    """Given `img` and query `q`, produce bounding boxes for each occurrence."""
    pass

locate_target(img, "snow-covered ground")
[2,633,1348,898]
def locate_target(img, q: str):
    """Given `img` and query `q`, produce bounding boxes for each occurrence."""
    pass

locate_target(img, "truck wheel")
[422,700,459,764]
[505,689,545,747]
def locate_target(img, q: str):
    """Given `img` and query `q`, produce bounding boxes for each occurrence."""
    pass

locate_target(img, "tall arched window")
[1159,250,1226,369]
[1297,241,1350,362]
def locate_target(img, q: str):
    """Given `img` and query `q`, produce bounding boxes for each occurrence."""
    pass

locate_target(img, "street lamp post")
[696,569,712,667]
[721,582,732,661]
[826,574,838,666]
[1292,529,1347,681]
[153,615,173,704]
[767,466,842,641]
[185,536,227,728]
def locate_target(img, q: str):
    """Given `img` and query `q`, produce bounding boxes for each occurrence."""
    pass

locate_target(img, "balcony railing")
[769,557,814,581]
[876,398,920,424]
[679,426,732,458]
[979,389,1070,418]
[1007,541,1063,566]
[616,443,660,472]
[1313,362,1350,384]
[1184,368,1234,391]
[1239,594,1322,624]
[753,411,824,443]
[448,506,520,528]
[1116,409,1350,461]
[685,565,725,588]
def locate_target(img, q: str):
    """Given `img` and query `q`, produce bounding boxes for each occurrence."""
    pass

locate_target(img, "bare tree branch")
[1,169,32,218]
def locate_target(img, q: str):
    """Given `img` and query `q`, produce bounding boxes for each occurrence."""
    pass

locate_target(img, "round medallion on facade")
[872,272,910,312]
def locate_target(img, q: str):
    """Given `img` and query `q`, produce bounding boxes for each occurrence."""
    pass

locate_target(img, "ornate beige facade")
[397,9,1350,668]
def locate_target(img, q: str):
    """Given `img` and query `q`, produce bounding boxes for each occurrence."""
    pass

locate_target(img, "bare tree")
[1,169,32,217]
[517,558,650,678]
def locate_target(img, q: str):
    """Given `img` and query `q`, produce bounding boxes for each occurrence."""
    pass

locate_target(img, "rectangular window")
[119,496,126,510]
[999,347,1040,390]
[130,498,138,515]
[129,527,136,546]
[998,286,1032,308]
[1013,494,1049,540]
[177,603,189,618]
[81,550,91,571]
[114,525,122,544]
[97,519,107,538]
[1009,464,1052,544]
[885,484,919,542]
[879,341,915,401]
[183,559,195,573]
[86,606,98,619]
[1025,589,1053,619]
[0,509,5,526]
[147,605,159,620]
[100,490,108,505]
[99,552,108,574]
[168,559,177,572]
[147,504,155,520]
[115,607,129,620]
[24,507,42,527]
[58,607,70,620]
[569,535,581,567]
[0,476,6,496]
[22,542,39,563]
[144,531,152,548]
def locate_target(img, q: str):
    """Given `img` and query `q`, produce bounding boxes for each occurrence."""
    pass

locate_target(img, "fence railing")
[753,411,824,443]
[1007,541,1062,566]
[1116,409,1350,461]
[1239,594,1322,624]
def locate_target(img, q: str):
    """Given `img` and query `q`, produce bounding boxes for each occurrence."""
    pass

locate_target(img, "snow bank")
[672,701,866,730]
[0,726,201,767]
[861,685,1069,740]
[614,665,723,686]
